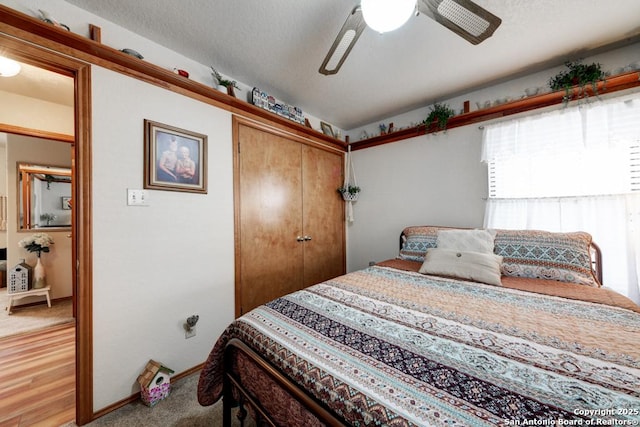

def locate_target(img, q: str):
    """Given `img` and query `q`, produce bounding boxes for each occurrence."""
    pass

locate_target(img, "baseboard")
[90,362,205,422]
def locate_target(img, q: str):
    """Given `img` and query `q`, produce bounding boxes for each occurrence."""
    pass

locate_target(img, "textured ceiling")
[13,1,640,129]
[0,61,74,107]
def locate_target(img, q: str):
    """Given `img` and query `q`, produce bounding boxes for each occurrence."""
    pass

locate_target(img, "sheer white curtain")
[482,93,640,303]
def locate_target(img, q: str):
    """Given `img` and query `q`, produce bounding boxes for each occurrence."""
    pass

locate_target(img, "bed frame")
[222,338,345,426]
[222,230,604,426]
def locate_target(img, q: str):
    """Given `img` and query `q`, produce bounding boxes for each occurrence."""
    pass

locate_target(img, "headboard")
[399,226,603,286]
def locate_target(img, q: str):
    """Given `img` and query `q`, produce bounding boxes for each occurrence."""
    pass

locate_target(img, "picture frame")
[320,121,334,137]
[144,119,207,194]
[61,196,72,210]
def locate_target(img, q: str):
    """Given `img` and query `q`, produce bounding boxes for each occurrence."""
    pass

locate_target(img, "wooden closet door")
[236,123,303,315]
[302,145,345,286]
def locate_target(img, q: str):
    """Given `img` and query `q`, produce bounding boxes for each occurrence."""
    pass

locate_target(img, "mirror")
[17,162,72,230]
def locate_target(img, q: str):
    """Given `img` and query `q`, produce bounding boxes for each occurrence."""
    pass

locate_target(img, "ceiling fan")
[319,0,502,75]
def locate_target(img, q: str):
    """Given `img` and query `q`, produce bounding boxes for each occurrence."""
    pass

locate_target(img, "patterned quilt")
[198,265,640,426]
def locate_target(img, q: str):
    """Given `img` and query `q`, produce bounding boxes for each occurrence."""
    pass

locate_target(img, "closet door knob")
[303,236,312,241]
[296,236,305,242]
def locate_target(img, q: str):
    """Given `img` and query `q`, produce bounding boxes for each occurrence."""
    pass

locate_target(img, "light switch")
[127,189,149,206]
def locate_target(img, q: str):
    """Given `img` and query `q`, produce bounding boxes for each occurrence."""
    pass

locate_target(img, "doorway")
[0,35,93,424]
[0,135,75,333]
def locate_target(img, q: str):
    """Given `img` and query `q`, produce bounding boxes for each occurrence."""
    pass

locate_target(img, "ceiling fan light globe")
[361,0,415,33]
[0,56,21,77]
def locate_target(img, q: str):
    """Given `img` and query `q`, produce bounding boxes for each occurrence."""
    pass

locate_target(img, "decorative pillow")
[493,229,599,287]
[419,248,503,286]
[398,226,442,262]
[436,229,495,254]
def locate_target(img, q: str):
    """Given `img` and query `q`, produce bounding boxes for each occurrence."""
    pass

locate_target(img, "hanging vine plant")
[340,146,359,222]
[423,103,456,132]
[548,60,605,104]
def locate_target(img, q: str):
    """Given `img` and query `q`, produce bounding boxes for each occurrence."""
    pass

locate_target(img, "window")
[482,92,640,303]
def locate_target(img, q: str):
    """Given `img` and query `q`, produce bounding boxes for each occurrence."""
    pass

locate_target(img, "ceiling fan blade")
[319,6,367,75]
[416,0,501,45]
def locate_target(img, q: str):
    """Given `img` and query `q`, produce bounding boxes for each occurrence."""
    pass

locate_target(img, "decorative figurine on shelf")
[38,9,70,31]
[173,68,189,78]
[18,233,54,289]
[250,87,306,125]
[120,48,144,59]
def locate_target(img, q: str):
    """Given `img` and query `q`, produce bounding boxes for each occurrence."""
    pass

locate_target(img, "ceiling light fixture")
[0,56,21,77]
[361,0,416,33]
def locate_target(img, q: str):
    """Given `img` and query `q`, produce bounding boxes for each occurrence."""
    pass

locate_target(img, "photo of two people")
[144,120,208,194]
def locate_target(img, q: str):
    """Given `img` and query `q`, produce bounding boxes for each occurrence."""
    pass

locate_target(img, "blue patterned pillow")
[493,229,599,287]
[398,226,446,262]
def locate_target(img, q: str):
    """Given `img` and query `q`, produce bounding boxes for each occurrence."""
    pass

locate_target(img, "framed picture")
[320,121,334,137]
[144,119,207,194]
[61,196,72,210]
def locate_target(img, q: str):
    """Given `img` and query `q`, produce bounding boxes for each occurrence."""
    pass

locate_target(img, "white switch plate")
[127,189,149,206]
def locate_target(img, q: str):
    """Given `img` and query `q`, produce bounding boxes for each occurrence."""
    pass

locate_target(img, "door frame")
[0,35,94,424]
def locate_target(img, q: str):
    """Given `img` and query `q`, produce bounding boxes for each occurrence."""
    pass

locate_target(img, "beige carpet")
[62,372,255,427]
[0,288,74,339]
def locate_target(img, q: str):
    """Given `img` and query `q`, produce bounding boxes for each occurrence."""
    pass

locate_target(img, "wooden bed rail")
[223,338,346,427]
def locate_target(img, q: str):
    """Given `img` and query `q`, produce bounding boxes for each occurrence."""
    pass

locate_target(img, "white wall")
[2,0,235,412]
[91,66,235,410]
[347,126,486,272]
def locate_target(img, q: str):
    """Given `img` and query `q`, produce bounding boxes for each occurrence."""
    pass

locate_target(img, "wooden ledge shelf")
[350,71,640,151]
[0,5,346,151]
[2,5,638,154]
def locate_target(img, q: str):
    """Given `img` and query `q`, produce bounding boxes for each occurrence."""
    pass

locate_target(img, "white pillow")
[436,229,495,254]
[419,248,503,286]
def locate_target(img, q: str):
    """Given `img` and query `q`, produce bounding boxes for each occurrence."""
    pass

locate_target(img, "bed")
[198,226,640,426]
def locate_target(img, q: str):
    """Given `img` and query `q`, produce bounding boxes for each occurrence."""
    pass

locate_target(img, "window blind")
[483,93,640,199]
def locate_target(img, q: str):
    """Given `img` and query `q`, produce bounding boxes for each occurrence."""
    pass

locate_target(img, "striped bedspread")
[198,264,640,426]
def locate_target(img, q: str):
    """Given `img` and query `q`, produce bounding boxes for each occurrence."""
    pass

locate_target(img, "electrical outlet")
[185,326,196,339]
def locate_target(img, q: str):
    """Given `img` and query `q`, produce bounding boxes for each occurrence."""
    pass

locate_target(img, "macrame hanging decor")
[338,145,360,222]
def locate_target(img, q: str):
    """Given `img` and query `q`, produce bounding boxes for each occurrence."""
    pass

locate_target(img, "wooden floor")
[0,323,75,427]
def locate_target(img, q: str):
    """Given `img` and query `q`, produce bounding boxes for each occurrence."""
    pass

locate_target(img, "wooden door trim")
[233,115,345,156]
[0,124,74,143]
[232,117,242,317]
[0,35,94,425]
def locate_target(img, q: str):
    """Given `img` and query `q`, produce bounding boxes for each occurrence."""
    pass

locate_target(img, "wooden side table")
[6,286,51,314]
